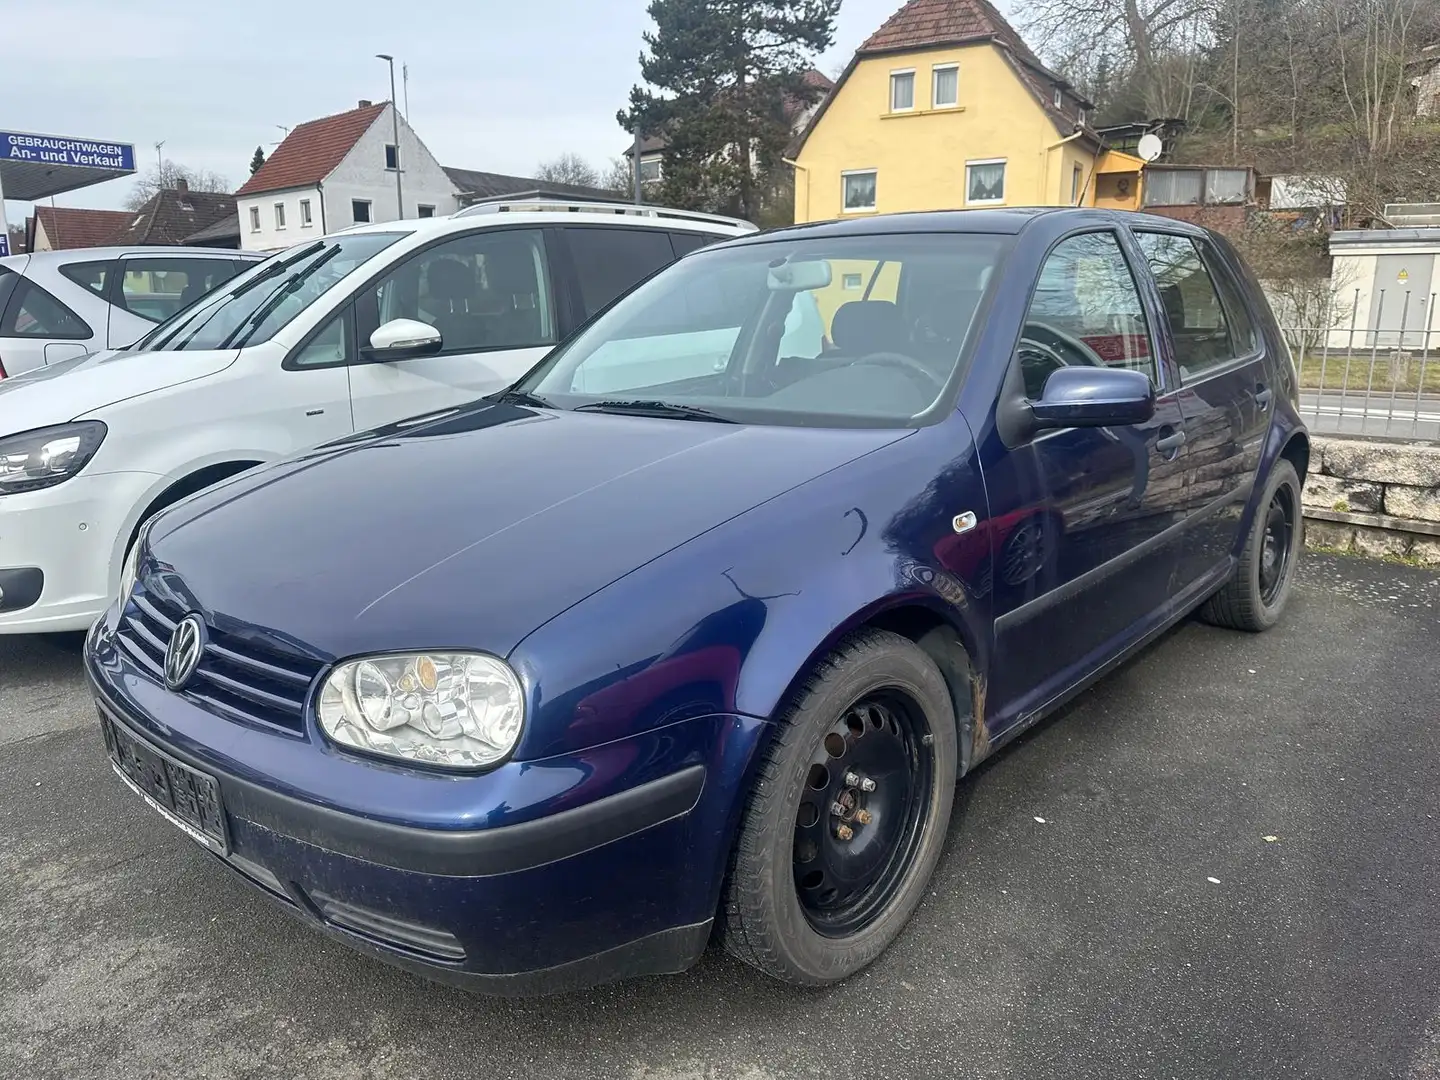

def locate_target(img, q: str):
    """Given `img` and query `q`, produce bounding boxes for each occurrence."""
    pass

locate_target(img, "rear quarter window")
[0,276,91,339]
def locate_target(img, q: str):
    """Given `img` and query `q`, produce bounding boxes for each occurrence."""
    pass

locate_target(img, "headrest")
[831,300,903,355]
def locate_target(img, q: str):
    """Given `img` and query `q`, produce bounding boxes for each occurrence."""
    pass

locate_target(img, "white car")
[0,200,755,634]
[0,247,262,377]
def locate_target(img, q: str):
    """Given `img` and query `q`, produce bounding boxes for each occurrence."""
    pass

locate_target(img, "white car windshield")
[133,232,405,352]
[517,232,1008,427]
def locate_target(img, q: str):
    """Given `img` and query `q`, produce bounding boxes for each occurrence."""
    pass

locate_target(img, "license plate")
[102,712,229,855]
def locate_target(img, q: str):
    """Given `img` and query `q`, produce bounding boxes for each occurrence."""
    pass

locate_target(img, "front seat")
[421,257,478,349]
[829,300,905,357]
[480,245,543,347]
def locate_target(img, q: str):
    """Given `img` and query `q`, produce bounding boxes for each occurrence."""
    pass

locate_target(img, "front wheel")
[1198,459,1303,632]
[721,628,957,985]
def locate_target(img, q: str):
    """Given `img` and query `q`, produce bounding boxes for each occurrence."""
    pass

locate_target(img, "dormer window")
[1053,87,1063,109]
[1077,107,1087,125]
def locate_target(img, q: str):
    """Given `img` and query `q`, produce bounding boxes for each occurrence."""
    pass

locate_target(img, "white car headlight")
[317,653,525,769]
[0,421,107,495]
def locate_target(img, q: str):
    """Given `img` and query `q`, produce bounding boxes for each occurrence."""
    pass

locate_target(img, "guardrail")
[1284,289,1438,442]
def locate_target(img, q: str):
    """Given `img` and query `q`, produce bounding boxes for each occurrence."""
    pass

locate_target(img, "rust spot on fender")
[969,673,992,766]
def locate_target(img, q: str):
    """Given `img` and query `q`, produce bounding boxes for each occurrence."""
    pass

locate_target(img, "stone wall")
[1301,435,1440,565]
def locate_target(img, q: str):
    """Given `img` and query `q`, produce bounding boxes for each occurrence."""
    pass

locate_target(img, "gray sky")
[2,0,917,220]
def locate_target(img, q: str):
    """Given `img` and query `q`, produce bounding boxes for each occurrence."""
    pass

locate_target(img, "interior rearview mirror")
[1030,367,1155,431]
[766,259,832,292]
[363,318,443,362]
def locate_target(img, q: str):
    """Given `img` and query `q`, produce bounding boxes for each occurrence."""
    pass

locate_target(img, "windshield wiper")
[488,388,555,408]
[222,247,341,350]
[572,399,736,423]
[228,240,326,300]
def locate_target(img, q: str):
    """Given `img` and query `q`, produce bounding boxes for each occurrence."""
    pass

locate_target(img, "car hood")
[0,347,238,430]
[149,402,910,660]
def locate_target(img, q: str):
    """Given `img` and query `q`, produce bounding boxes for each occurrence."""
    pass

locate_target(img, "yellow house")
[790,0,1145,222]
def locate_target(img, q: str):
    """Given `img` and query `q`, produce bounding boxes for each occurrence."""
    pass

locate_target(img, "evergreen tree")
[619,0,839,222]
[249,147,266,176]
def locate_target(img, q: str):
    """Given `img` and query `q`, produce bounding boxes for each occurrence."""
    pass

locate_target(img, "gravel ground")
[1,554,1437,1080]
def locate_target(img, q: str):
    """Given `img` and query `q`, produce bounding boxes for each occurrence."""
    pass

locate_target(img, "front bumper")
[0,471,159,634]
[85,619,769,995]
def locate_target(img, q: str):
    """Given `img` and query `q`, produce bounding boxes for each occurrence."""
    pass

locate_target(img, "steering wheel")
[851,352,946,394]
[1019,320,1108,368]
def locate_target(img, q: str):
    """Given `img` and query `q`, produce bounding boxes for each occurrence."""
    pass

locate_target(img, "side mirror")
[1030,366,1155,431]
[362,318,443,362]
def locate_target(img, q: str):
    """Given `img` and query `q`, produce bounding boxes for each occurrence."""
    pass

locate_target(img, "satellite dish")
[1137,133,1163,162]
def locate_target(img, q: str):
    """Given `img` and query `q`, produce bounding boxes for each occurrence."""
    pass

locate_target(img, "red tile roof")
[236,102,387,197]
[860,0,1040,66]
[791,0,1096,156]
[33,206,130,249]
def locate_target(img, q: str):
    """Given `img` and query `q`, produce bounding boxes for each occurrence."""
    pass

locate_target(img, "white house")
[235,100,621,252]
[234,101,459,252]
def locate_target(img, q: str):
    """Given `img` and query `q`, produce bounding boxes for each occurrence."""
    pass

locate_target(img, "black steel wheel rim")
[1259,484,1295,606]
[791,691,936,938]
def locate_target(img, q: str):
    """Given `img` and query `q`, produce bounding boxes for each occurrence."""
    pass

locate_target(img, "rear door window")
[117,257,249,323]
[1134,232,1242,381]
[670,231,718,257]
[0,277,91,338]
[564,226,676,320]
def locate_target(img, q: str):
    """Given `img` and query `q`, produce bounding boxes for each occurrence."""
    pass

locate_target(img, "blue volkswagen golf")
[86,209,1308,994]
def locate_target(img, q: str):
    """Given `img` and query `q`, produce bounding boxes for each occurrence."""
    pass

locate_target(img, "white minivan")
[0,200,755,634]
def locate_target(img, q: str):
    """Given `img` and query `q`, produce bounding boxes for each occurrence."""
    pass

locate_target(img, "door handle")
[1254,384,1273,410]
[1154,428,1187,455]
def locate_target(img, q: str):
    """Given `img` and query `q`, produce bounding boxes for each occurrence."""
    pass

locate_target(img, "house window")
[1205,168,1249,204]
[417,204,436,218]
[1077,106,1087,125]
[248,206,260,232]
[274,203,286,230]
[966,159,1006,204]
[352,199,372,223]
[842,170,877,213]
[299,199,313,227]
[639,156,663,183]
[933,64,959,108]
[1053,87,1064,108]
[890,70,915,112]
[1071,163,1084,205]
[843,273,863,290]
[385,143,400,170]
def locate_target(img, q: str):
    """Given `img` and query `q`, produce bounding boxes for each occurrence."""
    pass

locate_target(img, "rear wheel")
[1199,459,1303,632]
[722,628,957,985]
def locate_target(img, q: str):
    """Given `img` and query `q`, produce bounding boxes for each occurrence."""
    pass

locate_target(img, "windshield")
[518,232,1009,427]
[132,232,405,352]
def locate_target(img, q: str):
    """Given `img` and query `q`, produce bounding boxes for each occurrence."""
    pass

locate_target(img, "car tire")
[721,627,957,986]
[1198,459,1303,632]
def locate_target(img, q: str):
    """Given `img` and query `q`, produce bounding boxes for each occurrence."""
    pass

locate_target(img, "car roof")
[714,207,1210,248]
[10,246,264,268]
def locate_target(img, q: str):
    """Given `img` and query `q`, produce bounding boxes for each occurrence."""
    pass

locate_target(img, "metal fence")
[1283,287,1438,442]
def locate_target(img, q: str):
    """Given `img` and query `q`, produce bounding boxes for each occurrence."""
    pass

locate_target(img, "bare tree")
[534,152,601,189]
[1017,0,1214,118]
[125,160,230,210]
[600,157,636,195]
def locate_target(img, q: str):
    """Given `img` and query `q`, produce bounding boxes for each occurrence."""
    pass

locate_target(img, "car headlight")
[317,653,525,769]
[0,422,107,495]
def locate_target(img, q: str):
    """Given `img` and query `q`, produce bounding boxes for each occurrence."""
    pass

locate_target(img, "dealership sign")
[1,131,135,171]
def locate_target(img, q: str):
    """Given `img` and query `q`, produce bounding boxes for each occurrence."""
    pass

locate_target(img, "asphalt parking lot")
[2,552,1438,1080]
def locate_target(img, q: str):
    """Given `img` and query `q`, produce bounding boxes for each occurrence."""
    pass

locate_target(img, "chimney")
[358,99,372,108]
[175,177,189,192]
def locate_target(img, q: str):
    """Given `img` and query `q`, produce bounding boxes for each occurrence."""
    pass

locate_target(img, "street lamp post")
[376,54,404,220]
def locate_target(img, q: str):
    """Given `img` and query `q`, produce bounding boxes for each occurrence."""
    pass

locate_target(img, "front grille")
[116,584,322,736]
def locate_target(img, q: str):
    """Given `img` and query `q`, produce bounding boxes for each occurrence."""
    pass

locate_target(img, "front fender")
[509,420,991,762]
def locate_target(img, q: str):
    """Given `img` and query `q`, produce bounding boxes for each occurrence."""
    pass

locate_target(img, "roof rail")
[451,198,758,230]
